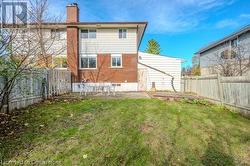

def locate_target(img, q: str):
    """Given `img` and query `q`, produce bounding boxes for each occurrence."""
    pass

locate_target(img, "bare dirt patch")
[140,122,155,134]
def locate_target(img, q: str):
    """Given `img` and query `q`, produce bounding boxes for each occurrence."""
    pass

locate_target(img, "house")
[63,3,147,91]
[10,3,182,92]
[195,24,250,76]
[138,52,182,91]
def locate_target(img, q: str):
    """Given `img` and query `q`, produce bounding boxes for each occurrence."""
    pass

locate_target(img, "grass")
[0,98,249,165]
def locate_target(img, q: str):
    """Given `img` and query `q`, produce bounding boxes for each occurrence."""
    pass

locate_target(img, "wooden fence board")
[0,69,71,112]
[181,75,250,111]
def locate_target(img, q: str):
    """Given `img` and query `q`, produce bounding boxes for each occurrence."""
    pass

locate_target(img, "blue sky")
[49,0,250,67]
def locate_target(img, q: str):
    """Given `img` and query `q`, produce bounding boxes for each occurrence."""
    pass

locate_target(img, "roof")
[25,21,148,27]
[2,21,147,48]
[196,24,250,54]
[138,52,184,62]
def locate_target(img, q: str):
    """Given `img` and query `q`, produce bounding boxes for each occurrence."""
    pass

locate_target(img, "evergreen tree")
[145,39,161,54]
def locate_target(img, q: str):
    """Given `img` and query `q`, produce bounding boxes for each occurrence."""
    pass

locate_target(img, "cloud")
[240,14,250,19]
[93,0,235,34]
[48,0,236,34]
[215,13,250,29]
[215,19,239,29]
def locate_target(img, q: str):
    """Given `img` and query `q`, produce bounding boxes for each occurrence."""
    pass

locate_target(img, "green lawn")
[1,99,249,165]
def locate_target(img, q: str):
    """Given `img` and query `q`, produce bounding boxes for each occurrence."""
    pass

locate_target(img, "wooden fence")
[0,69,71,112]
[181,74,250,111]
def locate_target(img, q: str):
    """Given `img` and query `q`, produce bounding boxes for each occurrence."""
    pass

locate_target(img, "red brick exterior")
[67,27,79,82]
[66,4,138,84]
[67,4,79,82]
[78,54,138,83]
[66,5,79,23]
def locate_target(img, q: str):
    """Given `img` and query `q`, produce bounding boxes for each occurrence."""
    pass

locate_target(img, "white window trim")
[111,54,122,68]
[80,29,97,39]
[119,29,127,39]
[51,29,66,40]
[79,54,97,69]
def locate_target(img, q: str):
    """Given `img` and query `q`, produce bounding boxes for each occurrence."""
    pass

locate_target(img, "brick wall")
[66,5,79,23]
[67,27,79,82]
[66,4,79,82]
[78,54,138,83]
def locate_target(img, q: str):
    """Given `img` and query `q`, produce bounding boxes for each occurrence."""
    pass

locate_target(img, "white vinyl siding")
[80,28,137,54]
[138,52,182,92]
[13,29,67,56]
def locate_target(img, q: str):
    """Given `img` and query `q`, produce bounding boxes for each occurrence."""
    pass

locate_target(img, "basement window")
[81,29,96,39]
[80,54,97,69]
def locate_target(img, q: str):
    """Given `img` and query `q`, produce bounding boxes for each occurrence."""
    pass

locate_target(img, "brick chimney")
[66,3,79,23]
[67,3,79,82]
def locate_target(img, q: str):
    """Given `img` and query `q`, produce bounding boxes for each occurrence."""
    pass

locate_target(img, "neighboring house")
[138,52,182,91]
[195,24,250,76]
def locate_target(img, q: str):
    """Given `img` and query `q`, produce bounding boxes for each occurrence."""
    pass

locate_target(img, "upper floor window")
[81,29,96,39]
[231,38,238,47]
[51,29,66,40]
[220,49,236,59]
[80,54,97,69]
[119,29,127,39]
[111,54,122,67]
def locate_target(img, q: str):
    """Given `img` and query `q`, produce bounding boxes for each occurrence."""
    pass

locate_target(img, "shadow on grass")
[0,101,71,162]
[201,138,235,166]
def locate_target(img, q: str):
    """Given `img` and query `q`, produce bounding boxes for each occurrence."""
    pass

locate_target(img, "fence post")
[217,74,224,105]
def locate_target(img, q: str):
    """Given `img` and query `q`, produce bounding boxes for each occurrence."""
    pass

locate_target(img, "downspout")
[138,62,177,92]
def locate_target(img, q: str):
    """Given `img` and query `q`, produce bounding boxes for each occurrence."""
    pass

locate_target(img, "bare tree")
[0,0,65,113]
[207,43,250,76]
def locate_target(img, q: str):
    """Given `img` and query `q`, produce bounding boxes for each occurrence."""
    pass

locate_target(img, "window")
[111,54,122,67]
[220,50,236,59]
[51,29,66,40]
[231,38,238,47]
[220,50,230,59]
[51,29,59,40]
[119,29,127,38]
[81,29,96,39]
[80,54,97,69]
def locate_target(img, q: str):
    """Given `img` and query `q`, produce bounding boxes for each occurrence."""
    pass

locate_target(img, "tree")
[191,55,201,76]
[0,0,65,113]
[145,39,161,55]
[182,66,192,76]
[207,43,250,76]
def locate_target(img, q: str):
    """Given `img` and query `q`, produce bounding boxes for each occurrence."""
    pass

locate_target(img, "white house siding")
[80,28,137,54]
[199,43,230,68]
[138,52,182,92]
[42,29,67,56]
[13,29,67,56]
[199,30,250,75]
